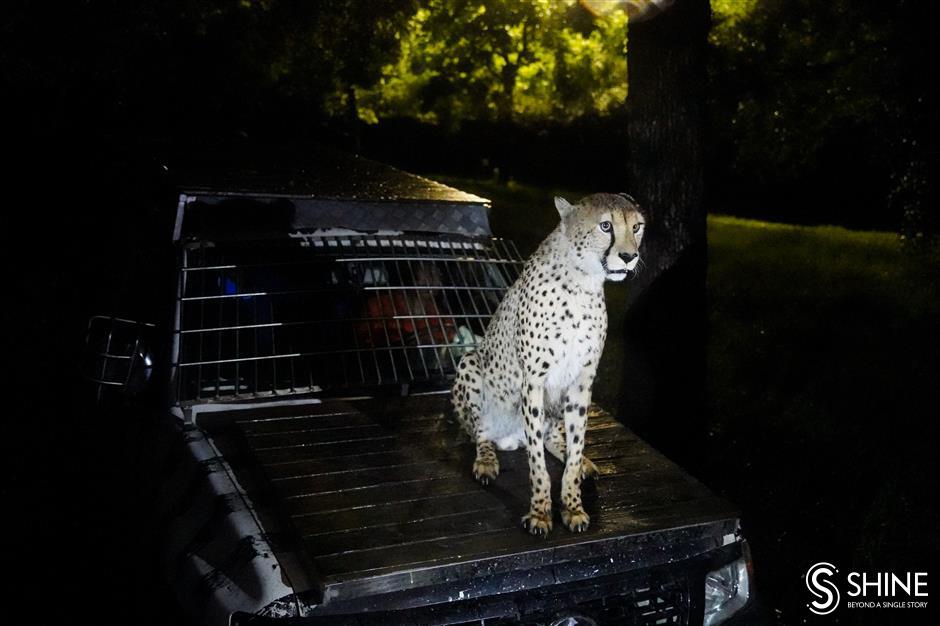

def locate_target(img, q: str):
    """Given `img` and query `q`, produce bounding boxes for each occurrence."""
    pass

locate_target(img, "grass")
[435,175,940,625]
[705,216,939,624]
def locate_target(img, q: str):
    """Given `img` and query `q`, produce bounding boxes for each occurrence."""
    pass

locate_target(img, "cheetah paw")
[472,458,499,486]
[561,507,590,533]
[581,457,599,481]
[521,509,553,536]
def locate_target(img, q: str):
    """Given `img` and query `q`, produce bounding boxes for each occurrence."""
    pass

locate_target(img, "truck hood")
[200,393,739,611]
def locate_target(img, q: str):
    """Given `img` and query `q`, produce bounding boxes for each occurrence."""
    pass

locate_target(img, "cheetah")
[452,193,646,536]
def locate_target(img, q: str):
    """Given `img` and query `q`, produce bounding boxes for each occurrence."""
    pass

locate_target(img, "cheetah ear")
[618,192,638,205]
[554,196,575,219]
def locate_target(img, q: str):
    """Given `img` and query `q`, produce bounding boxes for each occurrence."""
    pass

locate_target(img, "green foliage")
[709,0,887,179]
[351,0,628,126]
[229,0,418,110]
[708,0,938,235]
[2,0,418,128]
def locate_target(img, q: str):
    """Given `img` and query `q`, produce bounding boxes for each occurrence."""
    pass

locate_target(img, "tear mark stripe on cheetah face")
[451,193,646,536]
[599,220,623,276]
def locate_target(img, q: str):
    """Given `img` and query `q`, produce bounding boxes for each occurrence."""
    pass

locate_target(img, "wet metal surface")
[213,394,738,606]
[179,147,487,204]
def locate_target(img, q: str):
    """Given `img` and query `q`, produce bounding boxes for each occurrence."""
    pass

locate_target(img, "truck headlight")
[703,553,751,625]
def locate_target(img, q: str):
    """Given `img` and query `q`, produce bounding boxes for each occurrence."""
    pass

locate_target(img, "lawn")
[705,217,939,623]
[436,175,940,624]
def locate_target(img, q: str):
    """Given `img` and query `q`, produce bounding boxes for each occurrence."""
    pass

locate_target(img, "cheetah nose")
[618,252,638,262]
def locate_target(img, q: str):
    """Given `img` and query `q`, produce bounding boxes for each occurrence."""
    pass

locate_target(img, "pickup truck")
[84,150,756,625]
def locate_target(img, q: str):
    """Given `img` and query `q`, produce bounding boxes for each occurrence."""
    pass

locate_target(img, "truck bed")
[202,393,738,612]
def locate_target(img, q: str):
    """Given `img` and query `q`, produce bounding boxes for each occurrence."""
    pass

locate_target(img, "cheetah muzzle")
[451,193,646,536]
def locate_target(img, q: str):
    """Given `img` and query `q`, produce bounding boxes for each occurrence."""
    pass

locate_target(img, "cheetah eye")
[599,221,612,233]
[633,223,644,234]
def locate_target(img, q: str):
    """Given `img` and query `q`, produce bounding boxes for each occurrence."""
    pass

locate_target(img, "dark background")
[4,0,938,624]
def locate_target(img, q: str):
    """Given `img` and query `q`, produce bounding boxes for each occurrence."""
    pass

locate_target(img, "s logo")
[806,562,840,615]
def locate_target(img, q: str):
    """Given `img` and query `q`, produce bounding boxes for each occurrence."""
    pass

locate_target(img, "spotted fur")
[451,193,646,535]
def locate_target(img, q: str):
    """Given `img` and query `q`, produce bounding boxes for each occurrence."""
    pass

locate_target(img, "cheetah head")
[554,193,646,282]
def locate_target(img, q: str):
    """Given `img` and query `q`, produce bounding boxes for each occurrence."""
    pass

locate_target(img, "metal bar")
[172,247,188,403]
[252,294,260,395]
[505,237,525,263]
[86,378,126,387]
[234,265,241,396]
[426,246,457,375]
[268,296,278,394]
[197,258,206,399]
[177,246,512,272]
[333,236,370,386]
[393,257,431,381]
[444,239,488,324]
[362,263,386,385]
[487,239,524,330]
[97,317,116,390]
[215,271,224,399]
[348,277,374,386]
[288,326,297,393]
[334,256,519,264]
[435,252,473,368]
[369,261,400,384]
[413,243,446,378]
[93,352,133,360]
[436,243,473,328]
[88,315,155,328]
[384,254,415,382]
[410,243,447,378]
[180,284,508,302]
[123,333,144,388]
[489,238,521,287]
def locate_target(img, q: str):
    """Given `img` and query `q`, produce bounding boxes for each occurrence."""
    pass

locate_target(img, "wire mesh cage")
[172,233,524,405]
[83,315,156,402]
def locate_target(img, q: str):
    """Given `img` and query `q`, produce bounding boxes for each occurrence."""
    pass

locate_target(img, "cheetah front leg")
[559,371,596,532]
[473,438,499,485]
[545,419,599,481]
[521,382,552,536]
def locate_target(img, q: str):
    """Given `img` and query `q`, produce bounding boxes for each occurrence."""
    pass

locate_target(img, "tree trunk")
[345,83,362,151]
[621,0,711,464]
[498,62,518,122]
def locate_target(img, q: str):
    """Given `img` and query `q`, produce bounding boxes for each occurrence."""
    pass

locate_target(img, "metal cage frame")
[170,232,524,406]
[82,315,156,402]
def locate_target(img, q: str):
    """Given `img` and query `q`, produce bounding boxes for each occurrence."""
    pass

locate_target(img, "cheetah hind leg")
[545,419,599,480]
[451,352,499,485]
[451,351,482,435]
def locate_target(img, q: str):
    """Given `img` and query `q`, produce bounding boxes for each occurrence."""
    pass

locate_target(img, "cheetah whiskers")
[632,256,647,278]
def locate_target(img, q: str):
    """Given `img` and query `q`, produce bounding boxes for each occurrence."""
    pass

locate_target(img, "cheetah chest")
[540,290,606,393]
